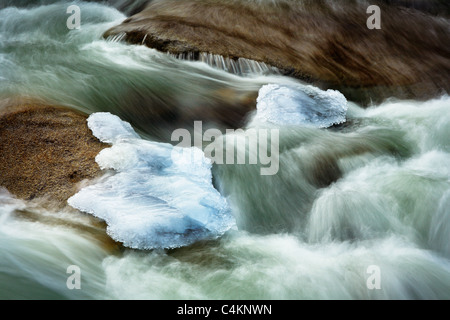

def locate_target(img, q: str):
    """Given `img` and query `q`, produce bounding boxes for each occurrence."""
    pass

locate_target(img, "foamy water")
[0,1,449,300]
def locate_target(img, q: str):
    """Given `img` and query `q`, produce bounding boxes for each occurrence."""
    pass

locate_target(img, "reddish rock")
[0,99,108,204]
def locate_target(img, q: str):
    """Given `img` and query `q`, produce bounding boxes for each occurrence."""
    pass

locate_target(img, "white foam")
[253,83,347,127]
[68,112,235,249]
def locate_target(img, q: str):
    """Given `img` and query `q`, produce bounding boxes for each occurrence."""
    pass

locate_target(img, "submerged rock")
[0,99,108,204]
[104,0,450,104]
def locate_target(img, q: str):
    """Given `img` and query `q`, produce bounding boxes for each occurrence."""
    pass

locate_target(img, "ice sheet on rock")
[87,112,140,144]
[68,112,235,249]
[253,84,347,128]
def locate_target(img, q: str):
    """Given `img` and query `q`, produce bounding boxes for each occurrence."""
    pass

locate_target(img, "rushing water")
[0,1,449,299]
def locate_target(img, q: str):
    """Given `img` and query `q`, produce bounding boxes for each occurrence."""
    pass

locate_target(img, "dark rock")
[104,0,450,104]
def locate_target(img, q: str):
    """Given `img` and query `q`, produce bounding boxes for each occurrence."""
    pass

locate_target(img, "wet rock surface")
[0,100,108,204]
[104,0,450,104]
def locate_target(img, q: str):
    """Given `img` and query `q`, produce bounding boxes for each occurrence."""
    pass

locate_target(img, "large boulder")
[0,99,108,205]
[103,0,450,103]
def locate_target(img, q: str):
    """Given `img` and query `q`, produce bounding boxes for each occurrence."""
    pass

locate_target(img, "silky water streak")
[171,122,280,176]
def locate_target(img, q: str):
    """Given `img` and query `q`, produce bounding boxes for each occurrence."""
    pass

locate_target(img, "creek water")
[0,1,449,299]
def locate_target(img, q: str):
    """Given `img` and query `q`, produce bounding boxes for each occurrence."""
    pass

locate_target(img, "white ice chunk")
[254,83,347,128]
[68,112,235,249]
[87,112,140,144]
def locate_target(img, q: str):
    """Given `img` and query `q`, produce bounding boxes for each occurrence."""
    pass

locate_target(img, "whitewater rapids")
[0,1,449,299]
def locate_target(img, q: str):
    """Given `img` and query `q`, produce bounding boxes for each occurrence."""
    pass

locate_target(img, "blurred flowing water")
[0,1,449,299]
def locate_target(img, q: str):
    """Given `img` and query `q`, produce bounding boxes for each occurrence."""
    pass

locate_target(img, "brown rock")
[109,83,258,142]
[103,0,450,104]
[0,99,108,205]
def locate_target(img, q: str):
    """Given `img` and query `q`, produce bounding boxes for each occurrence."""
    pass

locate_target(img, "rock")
[111,85,258,142]
[103,0,152,16]
[103,0,450,104]
[0,99,108,205]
